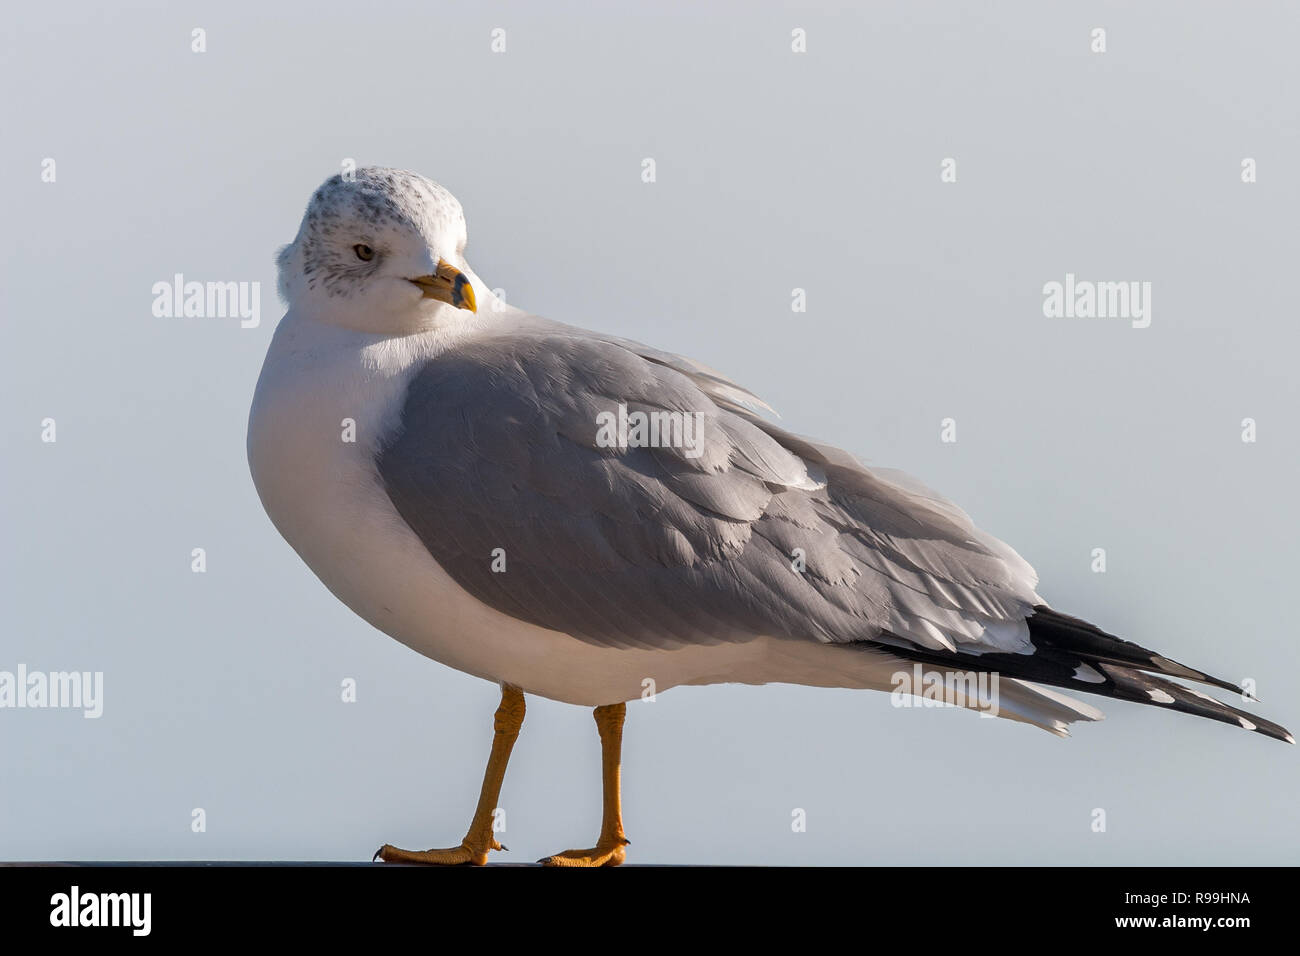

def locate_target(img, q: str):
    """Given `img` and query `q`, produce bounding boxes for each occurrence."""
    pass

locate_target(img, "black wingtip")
[1029,606,1252,700]
[1094,662,1293,744]
[870,609,1292,744]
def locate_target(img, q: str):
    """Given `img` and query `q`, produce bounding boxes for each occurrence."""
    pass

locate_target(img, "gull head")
[276,167,479,333]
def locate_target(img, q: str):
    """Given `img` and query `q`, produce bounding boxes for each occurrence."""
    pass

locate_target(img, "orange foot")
[538,838,628,868]
[374,838,505,866]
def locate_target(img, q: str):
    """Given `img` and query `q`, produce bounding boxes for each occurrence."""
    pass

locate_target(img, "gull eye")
[353,243,375,261]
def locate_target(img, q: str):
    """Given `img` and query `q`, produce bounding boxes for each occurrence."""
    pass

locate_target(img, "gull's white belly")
[246,314,866,706]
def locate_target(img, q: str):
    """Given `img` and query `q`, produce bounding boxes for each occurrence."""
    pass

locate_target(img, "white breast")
[247,313,519,676]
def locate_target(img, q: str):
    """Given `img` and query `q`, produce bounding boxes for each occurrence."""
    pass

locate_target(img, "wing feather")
[375,324,1039,655]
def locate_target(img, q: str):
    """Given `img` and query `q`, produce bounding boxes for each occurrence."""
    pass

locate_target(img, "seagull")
[248,167,1292,867]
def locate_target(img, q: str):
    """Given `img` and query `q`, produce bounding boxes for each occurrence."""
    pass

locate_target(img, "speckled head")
[276,167,479,333]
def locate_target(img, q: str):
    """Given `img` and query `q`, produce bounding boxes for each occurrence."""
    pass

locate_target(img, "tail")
[875,606,1294,744]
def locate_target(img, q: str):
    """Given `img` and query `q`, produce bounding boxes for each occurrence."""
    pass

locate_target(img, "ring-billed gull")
[247,167,1292,867]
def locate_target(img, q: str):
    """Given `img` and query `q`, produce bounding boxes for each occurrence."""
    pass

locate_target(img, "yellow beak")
[409,259,477,312]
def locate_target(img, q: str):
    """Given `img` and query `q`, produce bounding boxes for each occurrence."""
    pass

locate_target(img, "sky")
[2,0,1298,864]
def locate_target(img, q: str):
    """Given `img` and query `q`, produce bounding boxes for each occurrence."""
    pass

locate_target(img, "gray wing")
[375,325,1041,653]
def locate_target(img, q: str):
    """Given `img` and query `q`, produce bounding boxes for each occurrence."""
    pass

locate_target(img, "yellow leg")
[375,684,525,865]
[539,702,630,867]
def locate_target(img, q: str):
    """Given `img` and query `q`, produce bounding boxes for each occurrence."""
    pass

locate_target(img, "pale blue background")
[2,0,1297,864]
